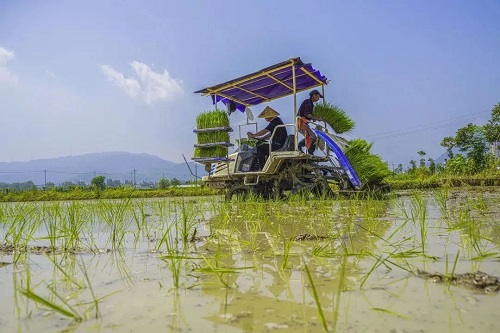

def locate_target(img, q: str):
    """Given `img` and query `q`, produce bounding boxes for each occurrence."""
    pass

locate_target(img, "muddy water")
[1,189,500,332]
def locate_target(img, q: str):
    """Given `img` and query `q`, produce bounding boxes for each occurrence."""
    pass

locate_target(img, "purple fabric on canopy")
[195,58,328,112]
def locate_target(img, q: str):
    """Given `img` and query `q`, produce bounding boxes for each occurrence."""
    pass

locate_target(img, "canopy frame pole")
[300,67,326,86]
[263,72,293,91]
[228,84,271,102]
[208,89,250,108]
[321,83,331,157]
[201,63,295,96]
[292,61,298,150]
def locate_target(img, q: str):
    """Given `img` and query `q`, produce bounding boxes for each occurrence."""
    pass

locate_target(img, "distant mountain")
[434,148,465,164]
[0,152,204,186]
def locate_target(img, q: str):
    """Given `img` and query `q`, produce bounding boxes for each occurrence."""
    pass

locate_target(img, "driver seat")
[276,135,295,152]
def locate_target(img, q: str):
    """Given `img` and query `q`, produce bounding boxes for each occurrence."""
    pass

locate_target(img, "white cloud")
[0,47,18,85]
[101,61,183,103]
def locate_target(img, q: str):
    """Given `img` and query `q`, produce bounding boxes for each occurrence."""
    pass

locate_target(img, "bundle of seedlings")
[235,138,257,147]
[194,109,232,158]
[313,102,355,134]
[344,139,391,184]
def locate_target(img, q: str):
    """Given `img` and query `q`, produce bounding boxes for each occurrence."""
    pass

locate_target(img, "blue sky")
[1,0,499,166]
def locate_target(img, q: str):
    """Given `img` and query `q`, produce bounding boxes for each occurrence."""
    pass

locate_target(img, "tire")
[225,185,251,201]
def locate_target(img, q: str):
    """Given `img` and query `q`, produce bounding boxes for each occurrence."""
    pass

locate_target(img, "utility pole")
[194,164,198,186]
[133,169,137,187]
[44,170,47,189]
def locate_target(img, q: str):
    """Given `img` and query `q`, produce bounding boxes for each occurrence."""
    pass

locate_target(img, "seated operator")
[247,106,287,170]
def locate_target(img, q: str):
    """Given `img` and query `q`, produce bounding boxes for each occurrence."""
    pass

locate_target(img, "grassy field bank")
[0,186,220,202]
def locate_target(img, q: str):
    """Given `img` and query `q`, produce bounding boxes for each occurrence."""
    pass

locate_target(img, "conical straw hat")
[258,106,280,119]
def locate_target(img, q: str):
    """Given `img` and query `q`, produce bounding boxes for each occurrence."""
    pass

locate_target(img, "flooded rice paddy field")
[1,188,500,332]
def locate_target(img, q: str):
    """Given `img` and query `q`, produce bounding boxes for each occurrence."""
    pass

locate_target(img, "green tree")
[395,164,404,174]
[454,123,489,172]
[440,136,455,158]
[417,151,426,168]
[170,178,181,186]
[445,154,470,175]
[91,176,106,191]
[158,178,170,189]
[484,102,500,148]
[428,158,436,174]
[61,181,76,190]
[409,160,417,172]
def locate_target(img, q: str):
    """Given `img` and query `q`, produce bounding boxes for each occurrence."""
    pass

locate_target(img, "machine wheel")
[225,185,251,201]
[278,163,335,199]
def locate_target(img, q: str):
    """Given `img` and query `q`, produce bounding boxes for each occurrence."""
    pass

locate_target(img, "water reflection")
[2,193,500,332]
[198,199,393,331]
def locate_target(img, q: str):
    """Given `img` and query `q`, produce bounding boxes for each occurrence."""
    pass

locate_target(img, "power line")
[363,110,491,141]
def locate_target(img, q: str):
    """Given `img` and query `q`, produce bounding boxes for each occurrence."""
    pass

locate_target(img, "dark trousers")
[298,139,316,154]
[257,143,281,169]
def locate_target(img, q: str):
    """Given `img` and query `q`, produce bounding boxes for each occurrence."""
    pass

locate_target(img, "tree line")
[393,102,500,176]
[0,176,197,192]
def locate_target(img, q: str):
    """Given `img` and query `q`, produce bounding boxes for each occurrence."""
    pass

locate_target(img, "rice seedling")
[196,109,230,129]
[41,203,60,252]
[313,102,355,134]
[4,203,41,262]
[96,198,133,249]
[194,110,231,158]
[63,201,90,251]
[332,254,348,333]
[19,286,83,321]
[197,131,230,144]
[193,145,228,158]
[194,255,252,288]
[371,307,410,319]
[453,199,496,259]
[409,193,428,256]
[177,199,200,244]
[235,138,257,147]
[444,251,460,281]
[344,139,392,184]
[1,189,499,332]
[433,188,451,224]
[281,236,292,270]
[302,256,328,332]
[131,199,148,231]
[16,255,121,323]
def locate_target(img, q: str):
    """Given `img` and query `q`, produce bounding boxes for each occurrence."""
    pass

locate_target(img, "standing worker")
[247,106,287,170]
[297,89,323,154]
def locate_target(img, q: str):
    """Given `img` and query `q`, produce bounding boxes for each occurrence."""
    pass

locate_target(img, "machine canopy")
[194,57,328,112]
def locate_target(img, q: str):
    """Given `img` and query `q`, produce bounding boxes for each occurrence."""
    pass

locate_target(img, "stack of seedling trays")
[192,110,233,163]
